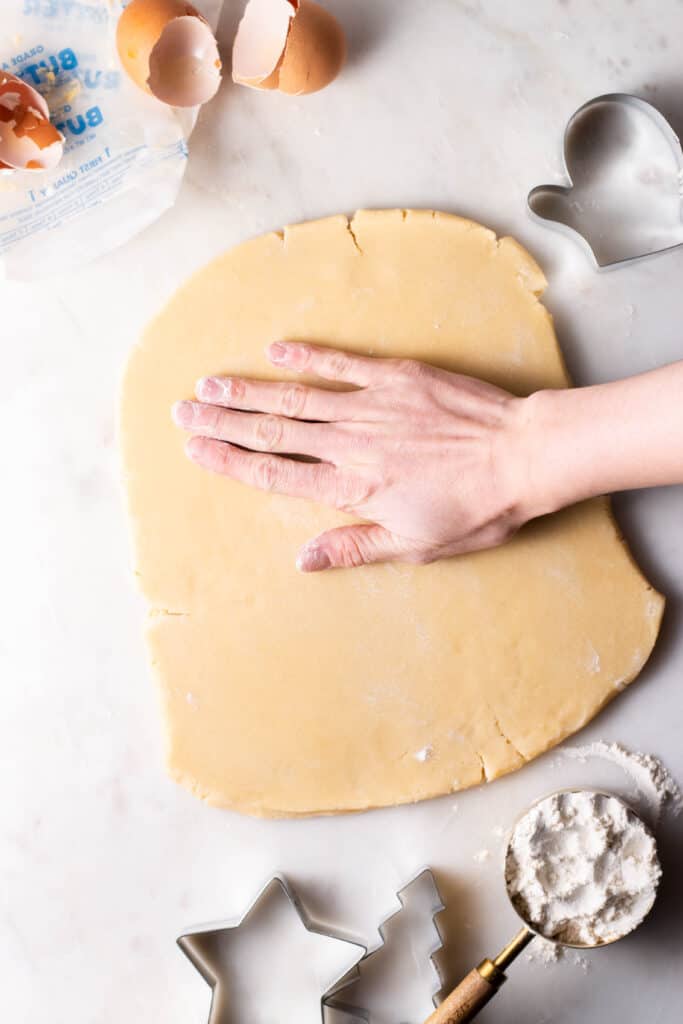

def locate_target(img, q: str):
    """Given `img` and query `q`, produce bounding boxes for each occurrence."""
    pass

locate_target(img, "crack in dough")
[489,710,525,763]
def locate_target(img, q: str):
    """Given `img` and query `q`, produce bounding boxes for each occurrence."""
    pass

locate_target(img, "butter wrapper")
[0,1,224,279]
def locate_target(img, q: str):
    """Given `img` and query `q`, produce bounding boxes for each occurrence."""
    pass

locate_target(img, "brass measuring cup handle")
[423,927,534,1024]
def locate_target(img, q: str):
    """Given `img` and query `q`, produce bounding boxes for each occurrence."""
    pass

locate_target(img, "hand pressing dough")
[120,210,664,817]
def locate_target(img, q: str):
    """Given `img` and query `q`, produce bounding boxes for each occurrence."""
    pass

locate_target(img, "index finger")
[268,341,382,386]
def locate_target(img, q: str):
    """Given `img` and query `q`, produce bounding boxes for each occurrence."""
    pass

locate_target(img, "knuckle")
[213,443,233,473]
[333,533,366,568]
[297,344,313,368]
[333,472,374,511]
[226,377,246,401]
[327,352,351,377]
[254,414,284,451]
[310,463,334,500]
[280,383,307,418]
[254,457,280,492]
[394,358,431,382]
[350,430,375,454]
[393,358,417,377]
[203,405,224,432]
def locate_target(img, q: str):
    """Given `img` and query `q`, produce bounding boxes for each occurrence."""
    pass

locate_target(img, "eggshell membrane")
[116,0,221,107]
[277,0,346,95]
[232,0,297,89]
[0,71,64,171]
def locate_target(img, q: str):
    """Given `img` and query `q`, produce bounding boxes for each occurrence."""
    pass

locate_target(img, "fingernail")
[297,543,332,573]
[172,400,196,427]
[269,342,289,364]
[196,376,222,401]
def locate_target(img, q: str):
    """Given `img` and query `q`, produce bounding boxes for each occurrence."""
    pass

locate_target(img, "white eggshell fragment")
[117,0,222,108]
[0,71,64,172]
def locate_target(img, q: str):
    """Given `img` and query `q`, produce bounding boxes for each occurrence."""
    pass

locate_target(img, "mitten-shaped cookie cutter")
[529,93,683,267]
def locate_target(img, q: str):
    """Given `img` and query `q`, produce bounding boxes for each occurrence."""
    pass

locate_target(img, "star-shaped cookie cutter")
[528,93,683,268]
[178,875,367,1024]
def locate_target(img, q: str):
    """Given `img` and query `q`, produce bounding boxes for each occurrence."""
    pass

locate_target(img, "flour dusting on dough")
[587,647,601,674]
[414,746,433,763]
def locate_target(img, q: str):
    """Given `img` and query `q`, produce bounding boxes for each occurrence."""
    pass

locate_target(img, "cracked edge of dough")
[163,579,665,818]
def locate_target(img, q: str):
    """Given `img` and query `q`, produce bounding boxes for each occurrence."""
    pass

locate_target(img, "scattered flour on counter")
[572,953,591,972]
[559,741,683,824]
[506,791,661,946]
[526,939,591,970]
[526,936,562,965]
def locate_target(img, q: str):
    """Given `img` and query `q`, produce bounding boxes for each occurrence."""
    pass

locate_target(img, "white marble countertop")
[2,2,682,1022]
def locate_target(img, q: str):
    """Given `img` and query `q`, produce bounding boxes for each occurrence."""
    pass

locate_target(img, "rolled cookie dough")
[120,210,664,816]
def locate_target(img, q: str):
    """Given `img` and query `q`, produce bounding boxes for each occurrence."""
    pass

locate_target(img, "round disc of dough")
[121,210,663,816]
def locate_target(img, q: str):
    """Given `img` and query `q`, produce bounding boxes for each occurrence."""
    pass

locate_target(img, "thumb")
[297,524,405,572]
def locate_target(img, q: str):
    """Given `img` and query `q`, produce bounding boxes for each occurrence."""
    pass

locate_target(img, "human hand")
[171,341,543,571]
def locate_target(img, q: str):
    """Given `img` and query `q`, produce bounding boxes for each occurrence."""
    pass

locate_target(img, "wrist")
[509,362,683,523]
[512,388,595,521]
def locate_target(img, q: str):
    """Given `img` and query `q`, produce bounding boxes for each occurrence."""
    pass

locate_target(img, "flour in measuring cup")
[505,791,661,946]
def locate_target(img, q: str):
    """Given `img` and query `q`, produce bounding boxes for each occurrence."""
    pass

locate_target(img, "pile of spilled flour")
[558,741,683,825]
[505,791,661,947]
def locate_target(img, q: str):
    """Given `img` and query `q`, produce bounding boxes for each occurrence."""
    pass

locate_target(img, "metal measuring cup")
[424,790,661,1024]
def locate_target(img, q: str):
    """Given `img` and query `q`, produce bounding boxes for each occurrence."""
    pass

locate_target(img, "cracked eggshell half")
[0,71,64,172]
[233,0,346,95]
[116,0,222,108]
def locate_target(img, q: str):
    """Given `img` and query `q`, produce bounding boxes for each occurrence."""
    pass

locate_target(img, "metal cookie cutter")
[528,93,683,267]
[178,875,366,1024]
[328,868,446,1023]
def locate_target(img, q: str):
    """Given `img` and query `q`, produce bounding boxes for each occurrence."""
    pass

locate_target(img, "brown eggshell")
[0,70,64,171]
[277,0,346,95]
[232,0,297,90]
[116,0,221,107]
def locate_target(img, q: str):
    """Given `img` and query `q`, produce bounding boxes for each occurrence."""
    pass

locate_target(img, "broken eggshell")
[233,0,346,95]
[116,0,222,108]
[0,71,64,172]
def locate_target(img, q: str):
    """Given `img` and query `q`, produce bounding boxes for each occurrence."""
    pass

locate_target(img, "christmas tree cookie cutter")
[178,875,367,1024]
[327,868,447,1023]
[528,93,683,268]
